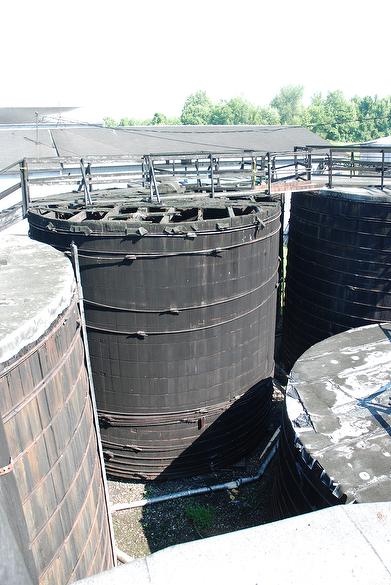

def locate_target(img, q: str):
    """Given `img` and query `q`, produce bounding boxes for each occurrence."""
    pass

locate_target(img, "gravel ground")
[109,389,284,558]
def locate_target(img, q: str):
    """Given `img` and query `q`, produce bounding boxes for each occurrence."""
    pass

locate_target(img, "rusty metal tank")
[274,322,391,518]
[28,191,280,479]
[283,187,391,369]
[0,236,115,584]
[0,413,38,585]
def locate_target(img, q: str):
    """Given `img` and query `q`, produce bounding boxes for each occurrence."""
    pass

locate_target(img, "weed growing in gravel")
[185,503,215,533]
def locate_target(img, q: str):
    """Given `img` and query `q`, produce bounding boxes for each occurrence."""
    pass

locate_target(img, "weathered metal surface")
[273,323,391,518]
[0,237,114,584]
[0,414,38,584]
[283,187,391,369]
[28,192,280,479]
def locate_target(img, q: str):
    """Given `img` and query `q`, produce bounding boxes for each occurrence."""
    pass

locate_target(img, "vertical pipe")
[277,192,285,332]
[20,159,31,218]
[70,243,117,568]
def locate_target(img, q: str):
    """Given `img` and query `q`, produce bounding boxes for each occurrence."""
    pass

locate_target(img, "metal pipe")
[115,549,133,564]
[111,428,280,512]
[70,243,117,567]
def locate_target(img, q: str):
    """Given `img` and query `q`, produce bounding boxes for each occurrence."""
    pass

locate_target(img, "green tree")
[255,106,280,125]
[119,117,137,126]
[270,85,305,125]
[352,95,391,142]
[103,117,117,127]
[181,91,213,125]
[209,97,253,124]
[210,98,278,125]
[149,112,168,125]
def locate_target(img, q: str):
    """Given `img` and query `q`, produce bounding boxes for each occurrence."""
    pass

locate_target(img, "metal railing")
[308,145,391,190]
[1,145,390,232]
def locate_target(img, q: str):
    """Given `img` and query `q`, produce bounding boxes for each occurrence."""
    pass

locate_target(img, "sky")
[1,0,390,123]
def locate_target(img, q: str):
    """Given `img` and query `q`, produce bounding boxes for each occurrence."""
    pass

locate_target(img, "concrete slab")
[76,502,391,585]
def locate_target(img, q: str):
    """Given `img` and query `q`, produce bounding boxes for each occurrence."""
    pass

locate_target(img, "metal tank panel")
[28,192,280,479]
[273,322,391,518]
[0,415,38,585]
[283,188,391,369]
[0,237,114,584]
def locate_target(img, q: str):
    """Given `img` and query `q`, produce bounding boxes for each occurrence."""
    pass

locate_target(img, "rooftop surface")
[0,124,329,169]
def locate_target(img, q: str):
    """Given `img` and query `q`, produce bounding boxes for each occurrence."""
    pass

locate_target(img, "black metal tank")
[273,322,391,519]
[28,191,280,479]
[283,188,391,369]
[0,236,114,584]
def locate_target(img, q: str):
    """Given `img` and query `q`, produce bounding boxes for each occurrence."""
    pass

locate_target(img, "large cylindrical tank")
[0,236,114,584]
[28,193,280,479]
[273,322,391,519]
[283,188,391,368]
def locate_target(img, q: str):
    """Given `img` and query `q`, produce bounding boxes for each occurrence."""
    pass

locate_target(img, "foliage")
[103,117,117,128]
[271,85,305,125]
[180,90,213,125]
[185,503,215,533]
[103,86,391,142]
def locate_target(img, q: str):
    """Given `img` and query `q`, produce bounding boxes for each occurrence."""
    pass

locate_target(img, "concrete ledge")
[77,502,391,585]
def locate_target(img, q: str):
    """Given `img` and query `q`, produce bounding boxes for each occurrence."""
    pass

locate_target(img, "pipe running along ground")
[110,428,280,512]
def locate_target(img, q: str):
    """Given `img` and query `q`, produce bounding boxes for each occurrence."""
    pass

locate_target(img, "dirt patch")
[109,391,283,558]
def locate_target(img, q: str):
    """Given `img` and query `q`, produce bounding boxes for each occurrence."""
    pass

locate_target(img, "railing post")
[251,156,256,190]
[209,153,215,198]
[20,158,31,217]
[307,150,312,181]
[381,150,385,190]
[294,146,298,180]
[267,152,272,195]
[328,149,333,189]
[80,158,92,206]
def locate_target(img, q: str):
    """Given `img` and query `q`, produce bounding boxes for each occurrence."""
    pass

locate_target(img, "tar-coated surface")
[0,238,114,584]
[0,124,329,168]
[273,323,391,518]
[28,191,280,479]
[283,188,391,369]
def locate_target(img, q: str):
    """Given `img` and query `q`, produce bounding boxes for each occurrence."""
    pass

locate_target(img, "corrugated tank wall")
[283,188,391,369]
[0,237,114,584]
[28,193,280,479]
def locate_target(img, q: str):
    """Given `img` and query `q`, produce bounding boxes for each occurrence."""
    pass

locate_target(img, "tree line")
[104,86,391,143]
